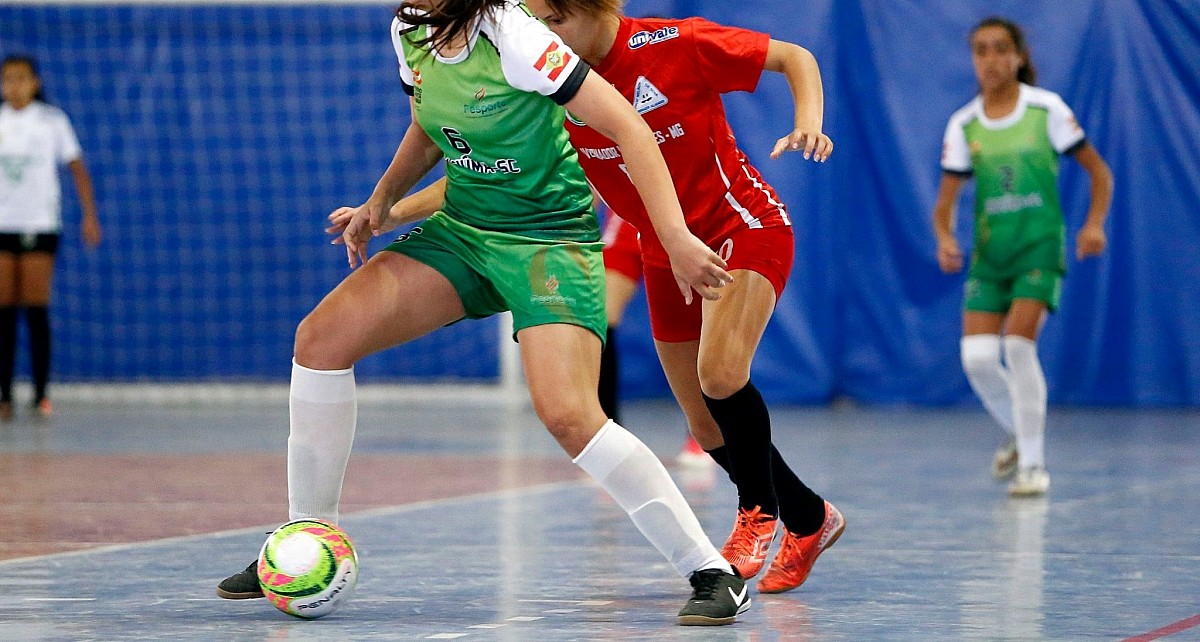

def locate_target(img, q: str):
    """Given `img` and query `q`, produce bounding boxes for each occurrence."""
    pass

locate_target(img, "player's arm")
[67,158,101,247]
[328,176,446,242]
[565,71,730,303]
[1071,142,1113,260]
[932,172,968,274]
[336,98,444,267]
[764,40,832,162]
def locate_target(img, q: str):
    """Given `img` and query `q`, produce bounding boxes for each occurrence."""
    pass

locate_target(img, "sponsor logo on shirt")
[579,146,621,161]
[984,192,1044,215]
[464,87,509,118]
[534,42,572,82]
[446,156,521,175]
[0,156,33,182]
[632,76,668,114]
[628,26,679,49]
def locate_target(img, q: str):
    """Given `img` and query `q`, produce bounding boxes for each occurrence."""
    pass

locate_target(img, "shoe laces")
[687,569,726,600]
[728,506,772,547]
[776,529,810,563]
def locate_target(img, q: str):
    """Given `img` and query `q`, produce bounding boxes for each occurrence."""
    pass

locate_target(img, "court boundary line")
[0,479,588,568]
[1122,614,1200,642]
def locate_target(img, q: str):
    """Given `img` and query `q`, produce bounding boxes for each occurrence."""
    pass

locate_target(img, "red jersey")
[565,16,790,269]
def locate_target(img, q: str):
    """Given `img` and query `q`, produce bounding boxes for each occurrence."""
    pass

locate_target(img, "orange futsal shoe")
[757,501,845,594]
[720,505,778,579]
[36,398,53,418]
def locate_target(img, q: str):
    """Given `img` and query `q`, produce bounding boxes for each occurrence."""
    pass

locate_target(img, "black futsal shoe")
[216,561,264,599]
[677,568,751,626]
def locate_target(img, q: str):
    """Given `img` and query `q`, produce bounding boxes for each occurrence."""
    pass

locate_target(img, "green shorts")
[383,212,607,343]
[964,267,1063,313]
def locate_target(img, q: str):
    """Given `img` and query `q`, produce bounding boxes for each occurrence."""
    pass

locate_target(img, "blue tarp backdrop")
[1,1,1197,405]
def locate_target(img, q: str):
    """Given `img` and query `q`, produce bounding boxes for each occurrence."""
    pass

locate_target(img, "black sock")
[25,306,50,403]
[765,447,826,536]
[0,306,15,403]
[705,407,827,536]
[598,327,619,422]
[703,381,778,516]
[706,445,735,482]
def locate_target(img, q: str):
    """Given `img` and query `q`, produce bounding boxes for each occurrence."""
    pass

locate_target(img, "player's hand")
[335,205,371,269]
[330,199,381,268]
[665,234,732,304]
[936,236,964,273]
[325,206,355,241]
[1075,223,1107,260]
[771,128,833,162]
[328,198,409,241]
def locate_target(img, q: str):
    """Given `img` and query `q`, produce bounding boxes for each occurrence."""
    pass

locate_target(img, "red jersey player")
[527,0,843,595]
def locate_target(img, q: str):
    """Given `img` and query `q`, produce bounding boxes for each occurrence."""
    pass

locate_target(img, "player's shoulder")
[28,101,70,125]
[947,96,982,128]
[390,10,421,52]
[1022,84,1070,112]
[480,0,542,38]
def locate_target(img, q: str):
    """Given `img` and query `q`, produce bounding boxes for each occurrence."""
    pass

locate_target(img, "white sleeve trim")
[390,15,416,89]
[941,102,976,174]
[1033,87,1086,154]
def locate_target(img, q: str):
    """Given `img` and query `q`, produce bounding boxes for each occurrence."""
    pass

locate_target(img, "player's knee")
[293,313,343,368]
[697,364,750,400]
[961,334,1003,379]
[532,396,594,442]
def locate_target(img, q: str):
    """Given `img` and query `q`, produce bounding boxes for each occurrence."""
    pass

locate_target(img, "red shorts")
[601,212,643,282]
[644,225,794,343]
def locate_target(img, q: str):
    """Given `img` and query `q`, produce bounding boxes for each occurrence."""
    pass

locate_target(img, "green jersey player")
[217,0,750,626]
[932,17,1113,497]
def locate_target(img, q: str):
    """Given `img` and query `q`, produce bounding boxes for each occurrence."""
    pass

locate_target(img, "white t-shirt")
[0,101,83,233]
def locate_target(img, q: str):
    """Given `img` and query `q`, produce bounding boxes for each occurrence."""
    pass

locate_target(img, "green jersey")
[942,84,1086,277]
[392,3,596,241]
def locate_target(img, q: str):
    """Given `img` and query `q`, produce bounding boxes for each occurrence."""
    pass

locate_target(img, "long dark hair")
[971,17,1037,86]
[397,1,506,53]
[2,54,46,102]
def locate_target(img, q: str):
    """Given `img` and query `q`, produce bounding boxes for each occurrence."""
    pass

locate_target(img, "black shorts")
[0,233,60,255]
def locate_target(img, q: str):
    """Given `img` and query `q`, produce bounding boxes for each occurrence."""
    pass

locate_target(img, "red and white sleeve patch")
[534,41,572,82]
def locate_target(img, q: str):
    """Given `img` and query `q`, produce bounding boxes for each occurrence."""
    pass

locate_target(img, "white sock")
[573,420,731,577]
[961,334,1015,435]
[288,360,357,523]
[1004,336,1047,469]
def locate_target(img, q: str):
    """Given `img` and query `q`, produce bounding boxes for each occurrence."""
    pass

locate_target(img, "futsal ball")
[257,519,359,619]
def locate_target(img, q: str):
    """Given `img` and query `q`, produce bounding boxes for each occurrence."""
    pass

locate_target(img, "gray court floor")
[2,396,1198,641]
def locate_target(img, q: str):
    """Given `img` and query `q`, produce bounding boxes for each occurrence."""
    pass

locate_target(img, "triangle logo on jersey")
[632,76,668,115]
